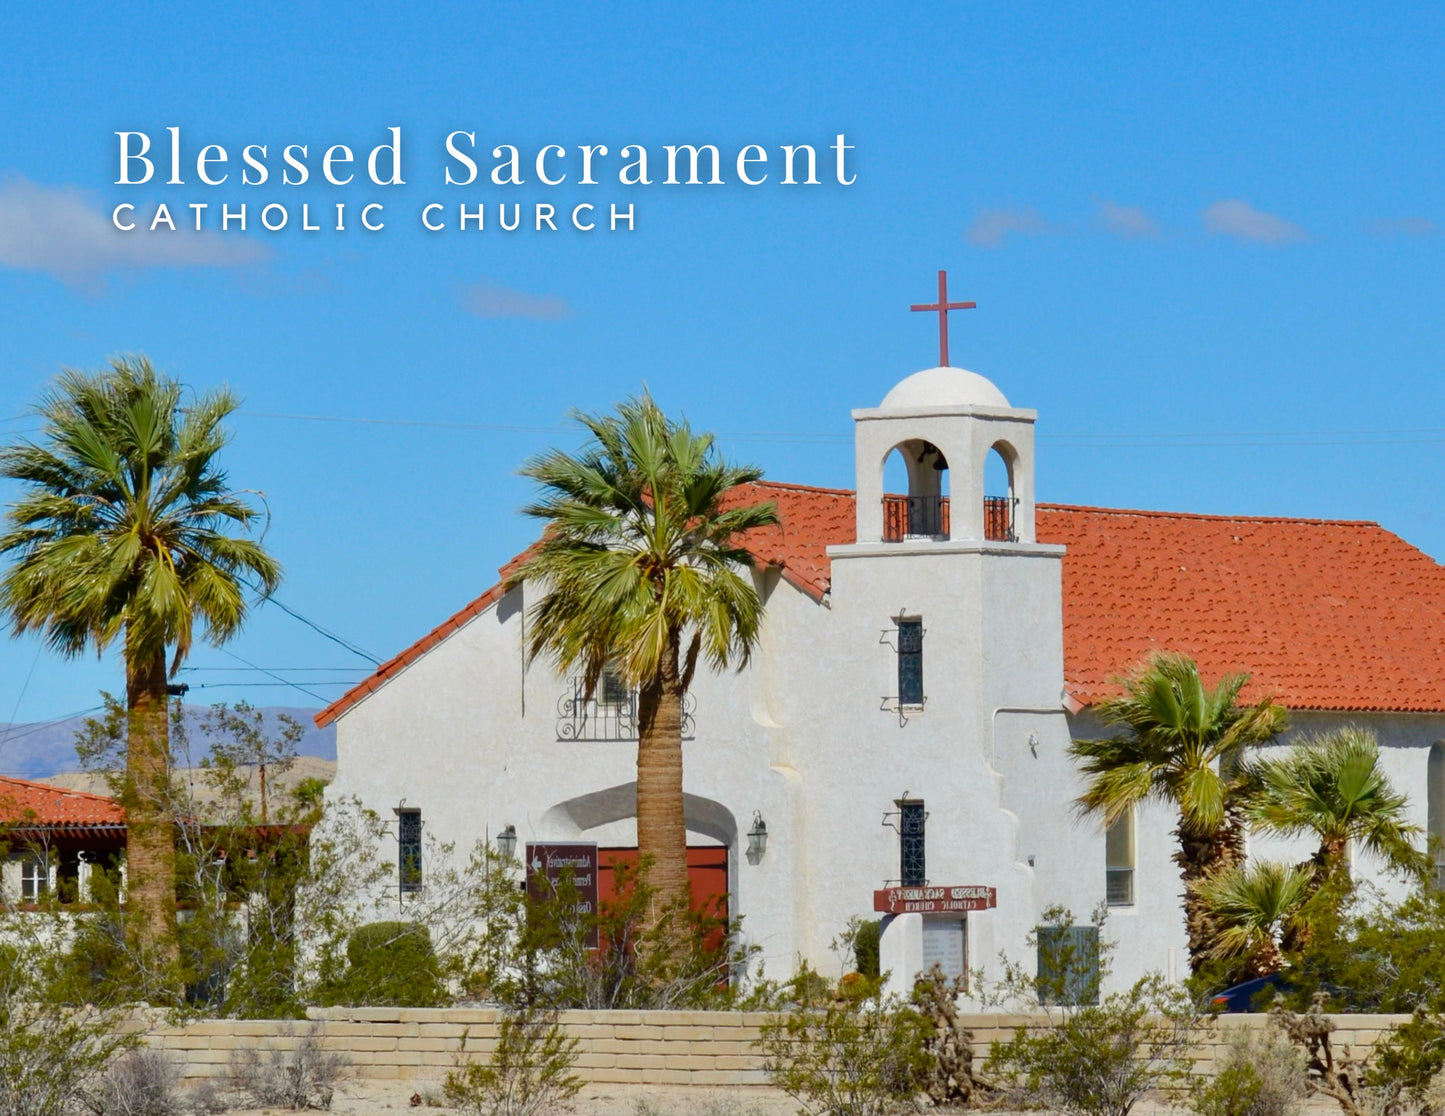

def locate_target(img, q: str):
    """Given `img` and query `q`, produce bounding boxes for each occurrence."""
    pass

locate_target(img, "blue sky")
[1,2,1443,738]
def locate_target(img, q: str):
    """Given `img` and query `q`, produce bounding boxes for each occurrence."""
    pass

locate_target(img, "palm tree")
[1069,651,1288,971]
[1193,860,1312,978]
[512,393,778,921]
[0,357,281,973]
[1249,727,1429,892]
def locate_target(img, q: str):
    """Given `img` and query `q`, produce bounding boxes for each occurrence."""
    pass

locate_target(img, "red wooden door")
[598,846,729,923]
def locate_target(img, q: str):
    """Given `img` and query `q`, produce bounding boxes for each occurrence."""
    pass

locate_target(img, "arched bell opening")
[882,439,950,541]
[985,441,1018,542]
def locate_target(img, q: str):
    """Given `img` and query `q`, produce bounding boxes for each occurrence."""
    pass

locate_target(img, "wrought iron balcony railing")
[985,495,1018,542]
[556,676,696,741]
[881,495,1018,542]
[882,495,950,541]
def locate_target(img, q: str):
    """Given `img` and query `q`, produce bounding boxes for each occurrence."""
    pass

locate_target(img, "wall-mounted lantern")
[496,824,518,862]
[746,811,768,865]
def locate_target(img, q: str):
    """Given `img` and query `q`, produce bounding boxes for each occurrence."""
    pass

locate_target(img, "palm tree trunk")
[1177,809,1247,973]
[635,634,690,926]
[125,636,179,978]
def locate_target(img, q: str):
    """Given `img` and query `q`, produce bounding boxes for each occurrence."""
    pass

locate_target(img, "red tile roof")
[1039,504,1445,712]
[0,775,125,832]
[316,483,1445,723]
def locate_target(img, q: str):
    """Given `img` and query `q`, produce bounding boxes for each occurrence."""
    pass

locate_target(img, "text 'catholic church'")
[320,288,1445,994]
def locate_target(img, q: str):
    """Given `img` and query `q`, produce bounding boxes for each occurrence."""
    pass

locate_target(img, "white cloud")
[459,280,572,320]
[1201,199,1308,245]
[1096,199,1161,239]
[1368,217,1439,238]
[965,207,1054,248]
[0,176,269,288]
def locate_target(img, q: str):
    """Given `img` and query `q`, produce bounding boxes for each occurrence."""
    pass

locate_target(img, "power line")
[257,593,381,666]
[179,666,370,673]
[185,681,357,689]
[218,647,328,704]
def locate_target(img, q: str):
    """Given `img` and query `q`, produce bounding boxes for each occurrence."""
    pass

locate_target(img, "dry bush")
[1192,1025,1308,1116]
[229,1026,349,1110]
[84,1049,181,1116]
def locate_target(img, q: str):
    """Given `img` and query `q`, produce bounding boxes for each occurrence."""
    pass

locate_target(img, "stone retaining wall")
[143,1007,1410,1086]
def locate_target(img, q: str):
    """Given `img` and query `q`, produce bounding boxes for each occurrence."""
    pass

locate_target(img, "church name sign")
[873,884,997,915]
[526,842,600,948]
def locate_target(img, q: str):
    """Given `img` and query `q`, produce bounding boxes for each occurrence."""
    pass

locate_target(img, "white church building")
[319,358,1445,995]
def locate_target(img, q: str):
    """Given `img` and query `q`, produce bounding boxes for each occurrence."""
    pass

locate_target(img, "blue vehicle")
[1210,973,1291,1012]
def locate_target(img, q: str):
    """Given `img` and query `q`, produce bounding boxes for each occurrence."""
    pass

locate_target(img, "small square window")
[600,667,630,708]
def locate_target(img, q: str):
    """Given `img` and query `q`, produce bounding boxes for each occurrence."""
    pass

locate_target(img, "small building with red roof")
[319,363,1445,994]
[0,775,125,905]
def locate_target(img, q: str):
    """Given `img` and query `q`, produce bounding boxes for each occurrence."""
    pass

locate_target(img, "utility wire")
[218,647,328,704]
[244,589,381,667]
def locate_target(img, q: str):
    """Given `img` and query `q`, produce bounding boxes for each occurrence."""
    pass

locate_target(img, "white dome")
[880,366,1010,409]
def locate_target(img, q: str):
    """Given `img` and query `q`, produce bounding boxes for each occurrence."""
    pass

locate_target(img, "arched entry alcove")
[882,439,951,540]
[539,782,738,919]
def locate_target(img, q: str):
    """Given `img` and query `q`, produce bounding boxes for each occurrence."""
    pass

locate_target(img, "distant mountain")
[0,705,335,781]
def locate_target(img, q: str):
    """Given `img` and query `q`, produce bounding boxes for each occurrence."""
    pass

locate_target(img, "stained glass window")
[397,807,423,894]
[897,619,923,707]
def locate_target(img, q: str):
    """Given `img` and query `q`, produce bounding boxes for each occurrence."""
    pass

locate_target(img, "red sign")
[873,884,997,915]
[527,842,600,947]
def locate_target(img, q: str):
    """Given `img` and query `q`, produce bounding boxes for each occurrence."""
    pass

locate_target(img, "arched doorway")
[540,783,736,922]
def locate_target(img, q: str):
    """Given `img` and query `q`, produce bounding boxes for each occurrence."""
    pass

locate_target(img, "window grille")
[396,807,423,895]
[1036,924,1101,1005]
[900,799,926,886]
[897,619,924,707]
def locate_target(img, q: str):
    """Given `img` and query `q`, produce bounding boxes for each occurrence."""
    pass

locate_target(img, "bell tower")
[852,365,1037,547]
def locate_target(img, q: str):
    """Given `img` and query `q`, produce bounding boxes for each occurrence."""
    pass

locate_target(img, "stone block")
[398,1038,458,1053]
[616,1053,667,1071]
[416,1023,470,1039]
[715,1055,763,1070]
[347,1037,401,1052]
[661,1025,713,1041]
[588,1067,646,1084]
[597,1038,669,1056]
[663,1054,715,1071]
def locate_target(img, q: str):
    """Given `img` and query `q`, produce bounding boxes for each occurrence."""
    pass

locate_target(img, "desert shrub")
[757,972,932,1116]
[84,1048,182,1116]
[985,972,1199,1116]
[316,921,445,1007]
[0,942,136,1116]
[851,920,881,981]
[443,1007,582,1116]
[1192,1025,1307,1116]
[229,1026,349,1111]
